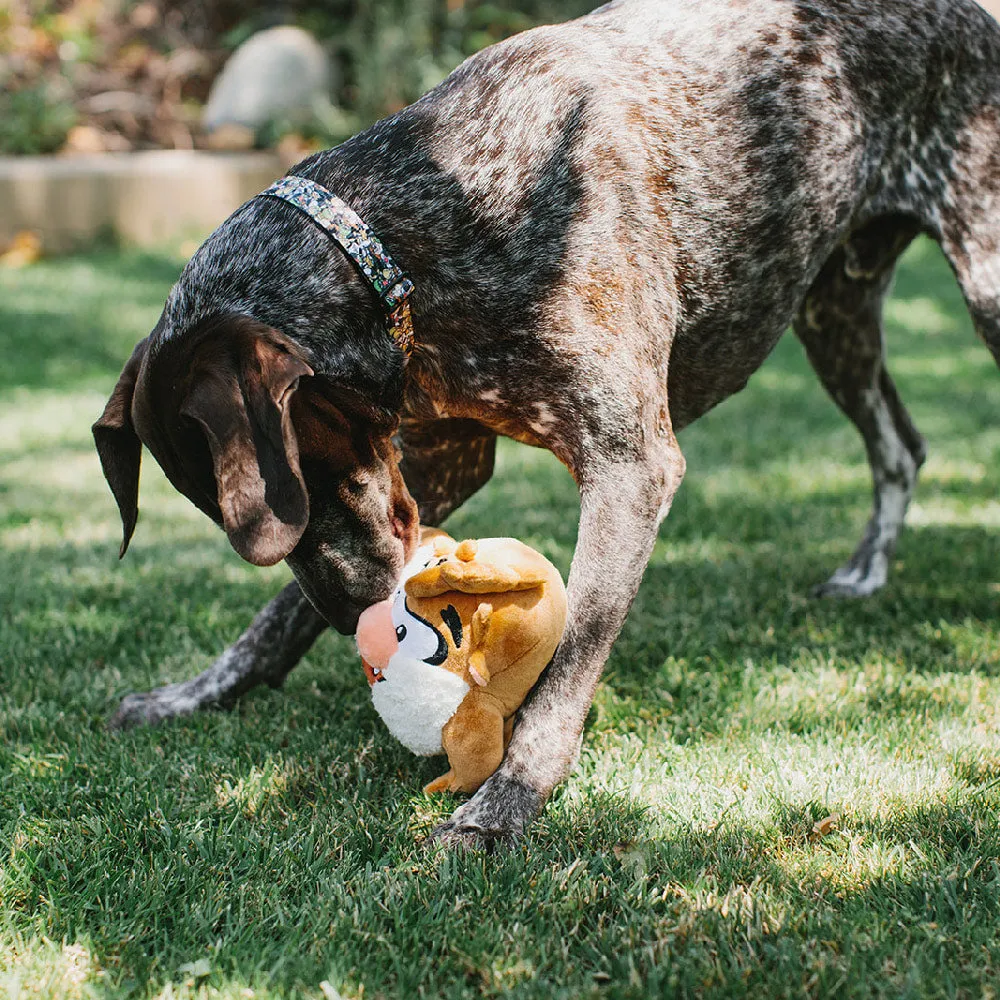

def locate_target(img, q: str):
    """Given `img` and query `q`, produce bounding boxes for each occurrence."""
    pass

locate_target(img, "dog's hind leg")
[109,581,327,729]
[794,215,926,598]
[109,421,496,729]
[939,102,1000,386]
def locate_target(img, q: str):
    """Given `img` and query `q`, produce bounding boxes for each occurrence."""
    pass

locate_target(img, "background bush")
[0,0,597,154]
[0,81,77,154]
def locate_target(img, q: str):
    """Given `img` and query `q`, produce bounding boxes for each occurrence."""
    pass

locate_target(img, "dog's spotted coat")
[103,0,1000,847]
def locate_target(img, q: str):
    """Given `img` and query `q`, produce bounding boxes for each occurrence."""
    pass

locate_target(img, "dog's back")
[421,0,1000,425]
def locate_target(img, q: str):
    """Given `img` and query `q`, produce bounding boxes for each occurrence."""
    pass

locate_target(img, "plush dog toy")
[356,529,568,794]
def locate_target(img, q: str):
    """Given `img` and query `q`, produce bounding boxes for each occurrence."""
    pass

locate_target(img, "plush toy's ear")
[181,338,313,566]
[406,539,550,597]
[431,533,457,556]
[92,338,149,558]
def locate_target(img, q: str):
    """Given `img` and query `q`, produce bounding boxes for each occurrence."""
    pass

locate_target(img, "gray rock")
[203,26,332,133]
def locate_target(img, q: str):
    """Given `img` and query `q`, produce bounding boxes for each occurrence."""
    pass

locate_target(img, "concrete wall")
[0,150,283,252]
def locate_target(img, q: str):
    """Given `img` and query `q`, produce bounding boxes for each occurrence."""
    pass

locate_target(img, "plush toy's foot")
[429,771,541,851]
[423,770,459,795]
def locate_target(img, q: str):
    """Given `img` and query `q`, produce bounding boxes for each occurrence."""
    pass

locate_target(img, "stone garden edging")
[0,150,283,252]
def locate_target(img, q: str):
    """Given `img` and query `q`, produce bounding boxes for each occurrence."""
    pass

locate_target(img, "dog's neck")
[284,93,583,426]
[167,77,583,438]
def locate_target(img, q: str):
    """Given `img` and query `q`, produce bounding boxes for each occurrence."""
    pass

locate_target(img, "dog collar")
[260,176,415,357]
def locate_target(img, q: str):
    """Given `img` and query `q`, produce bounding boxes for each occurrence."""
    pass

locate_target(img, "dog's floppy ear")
[92,338,149,558]
[181,337,313,566]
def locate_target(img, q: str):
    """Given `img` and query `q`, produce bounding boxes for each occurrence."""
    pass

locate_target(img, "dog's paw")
[811,555,888,599]
[108,692,172,731]
[107,683,208,731]
[811,578,868,599]
[810,538,889,598]
[429,772,541,852]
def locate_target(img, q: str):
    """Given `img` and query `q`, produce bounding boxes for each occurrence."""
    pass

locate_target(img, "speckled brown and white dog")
[95,0,1000,846]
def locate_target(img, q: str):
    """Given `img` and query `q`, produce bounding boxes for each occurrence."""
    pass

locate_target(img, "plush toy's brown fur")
[402,533,567,794]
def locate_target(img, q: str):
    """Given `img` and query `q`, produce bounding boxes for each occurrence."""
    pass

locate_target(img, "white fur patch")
[371,654,469,756]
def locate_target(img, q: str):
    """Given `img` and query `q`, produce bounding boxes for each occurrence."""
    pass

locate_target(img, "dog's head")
[92,309,419,634]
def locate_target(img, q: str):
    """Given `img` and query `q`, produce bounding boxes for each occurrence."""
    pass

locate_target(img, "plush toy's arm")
[467,603,492,687]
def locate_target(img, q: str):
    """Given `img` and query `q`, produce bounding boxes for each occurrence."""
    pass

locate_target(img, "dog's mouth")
[286,558,397,635]
[284,521,406,634]
[299,585,368,635]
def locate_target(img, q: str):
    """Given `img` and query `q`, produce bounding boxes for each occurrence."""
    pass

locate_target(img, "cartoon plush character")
[355,529,568,794]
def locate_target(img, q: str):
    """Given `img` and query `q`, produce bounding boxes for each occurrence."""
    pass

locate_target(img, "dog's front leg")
[109,581,325,729]
[432,444,685,848]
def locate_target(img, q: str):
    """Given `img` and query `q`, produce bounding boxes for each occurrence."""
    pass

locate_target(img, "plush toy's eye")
[395,624,407,642]
[440,605,462,648]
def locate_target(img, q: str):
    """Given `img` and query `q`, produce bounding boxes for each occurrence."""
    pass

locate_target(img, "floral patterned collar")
[260,175,415,357]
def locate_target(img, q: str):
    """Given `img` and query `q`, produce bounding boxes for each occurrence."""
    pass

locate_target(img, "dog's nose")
[355,599,397,681]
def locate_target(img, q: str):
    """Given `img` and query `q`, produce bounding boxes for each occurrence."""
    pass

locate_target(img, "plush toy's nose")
[356,599,398,685]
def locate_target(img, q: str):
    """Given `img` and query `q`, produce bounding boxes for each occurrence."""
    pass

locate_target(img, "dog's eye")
[395,624,406,642]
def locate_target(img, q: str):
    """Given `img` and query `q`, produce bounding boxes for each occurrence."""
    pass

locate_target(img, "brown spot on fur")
[672,251,698,320]
[795,44,823,67]
[580,268,626,328]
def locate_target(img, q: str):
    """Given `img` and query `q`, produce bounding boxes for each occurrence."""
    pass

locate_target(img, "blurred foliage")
[298,0,595,123]
[0,81,78,154]
[0,0,597,155]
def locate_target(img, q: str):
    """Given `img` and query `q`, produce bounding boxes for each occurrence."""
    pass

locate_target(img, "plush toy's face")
[359,577,479,686]
[355,536,479,757]
[384,590,466,678]
[358,532,478,681]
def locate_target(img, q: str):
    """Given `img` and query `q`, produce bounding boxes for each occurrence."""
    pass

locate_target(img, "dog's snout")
[287,529,404,635]
[363,562,403,606]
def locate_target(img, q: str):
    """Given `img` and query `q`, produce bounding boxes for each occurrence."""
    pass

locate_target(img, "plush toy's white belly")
[370,654,470,756]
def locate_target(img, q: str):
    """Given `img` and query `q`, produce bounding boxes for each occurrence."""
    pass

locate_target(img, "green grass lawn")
[3,239,1000,998]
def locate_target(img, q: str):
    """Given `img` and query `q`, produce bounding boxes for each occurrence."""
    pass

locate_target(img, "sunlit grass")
[0,938,101,1000]
[3,237,1000,998]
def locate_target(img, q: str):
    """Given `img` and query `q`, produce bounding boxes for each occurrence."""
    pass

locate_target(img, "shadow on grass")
[4,764,999,998]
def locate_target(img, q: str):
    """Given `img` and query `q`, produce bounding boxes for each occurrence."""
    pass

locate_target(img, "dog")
[95,0,1000,847]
